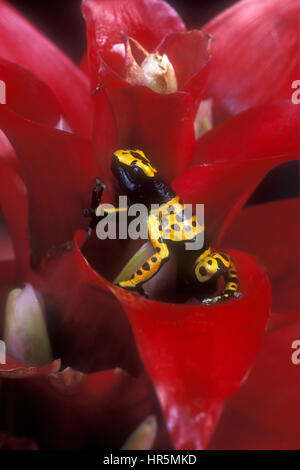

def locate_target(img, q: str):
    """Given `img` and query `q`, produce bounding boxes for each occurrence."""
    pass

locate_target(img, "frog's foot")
[115,281,149,298]
[94,177,106,194]
[202,291,242,305]
[83,177,106,238]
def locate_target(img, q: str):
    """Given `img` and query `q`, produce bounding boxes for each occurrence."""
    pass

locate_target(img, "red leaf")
[0,106,100,262]
[0,162,30,278]
[90,84,197,181]
[267,310,300,335]
[95,84,197,181]
[208,405,300,450]
[0,357,60,378]
[204,0,300,122]
[209,321,300,449]
[0,258,15,292]
[0,129,19,172]
[123,87,196,179]
[110,250,271,449]
[221,198,300,314]
[157,30,212,102]
[0,59,62,127]
[0,215,16,289]
[173,158,285,245]
[0,0,91,137]
[174,101,298,241]
[192,101,298,166]
[91,88,118,186]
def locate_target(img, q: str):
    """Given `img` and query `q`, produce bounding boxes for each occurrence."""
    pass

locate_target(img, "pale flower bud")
[141,51,177,94]
[194,98,213,139]
[4,284,53,366]
[124,36,177,94]
[121,415,157,450]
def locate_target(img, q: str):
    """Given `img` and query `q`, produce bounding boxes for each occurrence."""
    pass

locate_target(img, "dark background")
[6,0,299,204]
[7,0,236,61]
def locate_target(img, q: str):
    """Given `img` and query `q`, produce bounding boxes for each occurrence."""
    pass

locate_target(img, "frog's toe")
[201,296,219,305]
[94,177,106,190]
[221,291,242,301]
[115,282,148,298]
[233,291,243,299]
[201,292,242,304]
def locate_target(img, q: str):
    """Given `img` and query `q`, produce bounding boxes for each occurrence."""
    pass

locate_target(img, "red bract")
[208,321,300,450]
[204,0,300,123]
[0,1,91,137]
[0,0,299,450]
[111,250,271,449]
[208,199,300,449]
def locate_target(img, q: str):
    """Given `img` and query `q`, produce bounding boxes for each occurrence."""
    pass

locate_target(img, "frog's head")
[111,149,157,194]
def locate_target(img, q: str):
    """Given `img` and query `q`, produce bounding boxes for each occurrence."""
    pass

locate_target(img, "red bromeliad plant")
[0,0,299,450]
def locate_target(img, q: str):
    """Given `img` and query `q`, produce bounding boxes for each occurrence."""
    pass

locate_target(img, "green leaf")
[114,242,153,284]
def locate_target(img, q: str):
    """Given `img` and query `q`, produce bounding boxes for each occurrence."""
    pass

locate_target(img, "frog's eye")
[131,164,144,175]
[132,166,140,174]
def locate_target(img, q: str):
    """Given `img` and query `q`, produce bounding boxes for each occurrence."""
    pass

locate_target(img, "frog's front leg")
[116,214,169,295]
[84,178,130,237]
[195,250,241,304]
[83,177,106,237]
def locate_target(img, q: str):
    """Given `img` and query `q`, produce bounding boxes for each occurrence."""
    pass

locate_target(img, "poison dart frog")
[84,149,241,304]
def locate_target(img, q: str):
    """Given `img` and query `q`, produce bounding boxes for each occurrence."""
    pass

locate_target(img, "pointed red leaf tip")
[174,101,298,242]
[203,0,300,123]
[81,0,185,89]
[0,0,91,137]
[157,30,212,101]
[0,357,60,379]
[0,59,62,127]
[111,250,271,450]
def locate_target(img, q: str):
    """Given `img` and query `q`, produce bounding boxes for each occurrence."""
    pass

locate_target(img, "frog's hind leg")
[115,214,169,294]
[221,259,241,299]
[194,250,241,304]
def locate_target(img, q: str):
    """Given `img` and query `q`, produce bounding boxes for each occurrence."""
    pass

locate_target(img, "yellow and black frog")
[84,149,241,304]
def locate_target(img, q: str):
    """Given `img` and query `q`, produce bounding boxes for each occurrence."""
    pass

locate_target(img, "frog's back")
[150,195,204,243]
